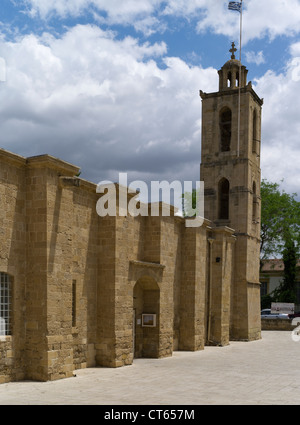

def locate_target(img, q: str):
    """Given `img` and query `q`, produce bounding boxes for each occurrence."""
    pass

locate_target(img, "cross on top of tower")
[229,42,237,59]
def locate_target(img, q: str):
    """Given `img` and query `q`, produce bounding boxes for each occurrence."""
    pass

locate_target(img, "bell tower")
[200,43,263,341]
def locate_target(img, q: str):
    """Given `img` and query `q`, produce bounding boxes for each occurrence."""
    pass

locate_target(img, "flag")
[228,2,241,13]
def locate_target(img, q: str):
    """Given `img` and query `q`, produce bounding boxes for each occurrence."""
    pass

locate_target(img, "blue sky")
[0,0,300,198]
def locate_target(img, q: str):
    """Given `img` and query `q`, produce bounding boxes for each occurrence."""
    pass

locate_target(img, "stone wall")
[0,150,26,384]
[0,151,101,382]
[261,319,300,331]
[208,227,235,346]
[179,222,207,351]
[0,148,262,384]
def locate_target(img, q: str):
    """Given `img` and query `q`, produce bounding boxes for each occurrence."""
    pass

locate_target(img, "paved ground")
[0,331,299,405]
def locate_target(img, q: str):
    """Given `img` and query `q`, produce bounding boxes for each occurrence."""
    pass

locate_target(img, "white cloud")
[0,24,217,186]
[254,46,300,196]
[290,41,300,57]
[2,2,300,197]
[24,0,163,22]
[0,57,6,81]
[195,0,300,44]
[23,0,300,43]
[245,50,265,66]
[289,41,300,82]
[131,16,167,37]
[162,0,207,16]
[244,0,300,42]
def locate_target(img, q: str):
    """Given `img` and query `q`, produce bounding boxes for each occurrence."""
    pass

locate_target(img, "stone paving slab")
[0,331,299,405]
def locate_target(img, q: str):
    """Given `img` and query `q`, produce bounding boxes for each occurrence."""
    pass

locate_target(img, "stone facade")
[0,46,262,383]
[200,46,263,341]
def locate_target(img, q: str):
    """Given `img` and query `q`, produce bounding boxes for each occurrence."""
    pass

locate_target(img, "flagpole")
[237,0,243,158]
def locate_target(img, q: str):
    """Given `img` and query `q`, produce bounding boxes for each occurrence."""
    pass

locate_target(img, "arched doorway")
[133,276,160,359]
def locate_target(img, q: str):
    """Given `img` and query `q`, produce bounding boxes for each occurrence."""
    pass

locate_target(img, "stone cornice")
[26,154,80,176]
[0,148,26,167]
[130,260,165,269]
[200,84,263,106]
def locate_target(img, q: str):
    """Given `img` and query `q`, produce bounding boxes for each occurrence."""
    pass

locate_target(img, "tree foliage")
[182,188,199,217]
[260,179,300,261]
[260,179,300,305]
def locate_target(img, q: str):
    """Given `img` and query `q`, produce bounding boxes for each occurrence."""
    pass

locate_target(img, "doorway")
[133,276,160,358]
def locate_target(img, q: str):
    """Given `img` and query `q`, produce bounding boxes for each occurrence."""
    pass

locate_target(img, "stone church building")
[0,45,263,383]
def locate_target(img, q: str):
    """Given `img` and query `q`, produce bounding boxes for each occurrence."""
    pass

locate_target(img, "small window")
[0,273,12,336]
[218,178,230,220]
[260,280,268,297]
[220,108,232,152]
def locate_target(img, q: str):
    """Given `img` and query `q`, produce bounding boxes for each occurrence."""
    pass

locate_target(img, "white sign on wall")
[271,302,294,315]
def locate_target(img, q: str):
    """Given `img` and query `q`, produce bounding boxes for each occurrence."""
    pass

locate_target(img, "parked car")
[261,309,289,319]
[288,311,300,319]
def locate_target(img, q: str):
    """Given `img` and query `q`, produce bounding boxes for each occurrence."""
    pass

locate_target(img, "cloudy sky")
[0,0,300,199]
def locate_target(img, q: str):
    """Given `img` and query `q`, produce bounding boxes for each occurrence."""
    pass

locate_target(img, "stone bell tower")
[200,43,263,341]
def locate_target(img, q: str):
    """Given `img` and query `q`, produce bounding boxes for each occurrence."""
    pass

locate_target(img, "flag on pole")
[228,1,243,158]
[228,2,241,13]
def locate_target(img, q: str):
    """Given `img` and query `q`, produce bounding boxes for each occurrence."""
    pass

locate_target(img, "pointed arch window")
[218,178,230,220]
[220,108,232,152]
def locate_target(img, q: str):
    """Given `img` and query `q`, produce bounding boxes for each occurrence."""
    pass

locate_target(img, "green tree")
[273,236,298,303]
[181,188,198,217]
[260,179,300,304]
[260,179,300,262]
